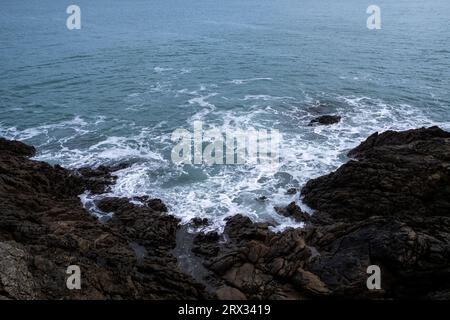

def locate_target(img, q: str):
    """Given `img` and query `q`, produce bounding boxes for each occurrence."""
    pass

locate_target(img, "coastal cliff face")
[1,126,449,300]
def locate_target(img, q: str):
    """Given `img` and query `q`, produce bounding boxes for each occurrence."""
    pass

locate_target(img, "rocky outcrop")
[192,215,324,299]
[76,164,129,194]
[301,126,450,298]
[0,139,208,299]
[303,126,450,220]
[309,115,341,126]
[275,202,310,223]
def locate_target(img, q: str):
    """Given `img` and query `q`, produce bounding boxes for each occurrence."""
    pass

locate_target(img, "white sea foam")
[154,67,173,73]
[0,116,91,143]
[188,95,217,108]
[187,93,218,122]
[228,78,273,85]
[79,191,113,220]
[38,131,166,169]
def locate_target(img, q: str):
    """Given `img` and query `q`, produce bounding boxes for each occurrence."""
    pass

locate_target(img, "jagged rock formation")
[192,126,450,299]
[301,126,450,298]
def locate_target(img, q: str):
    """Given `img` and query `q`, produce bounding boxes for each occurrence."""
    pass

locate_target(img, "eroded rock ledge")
[192,126,450,299]
[1,126,449,300]
[0,137,208,299]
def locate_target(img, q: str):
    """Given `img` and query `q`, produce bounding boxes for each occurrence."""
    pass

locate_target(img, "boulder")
[275,202,310,223]
[309,115,341,126]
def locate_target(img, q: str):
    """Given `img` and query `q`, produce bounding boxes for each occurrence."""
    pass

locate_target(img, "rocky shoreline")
[1,126,449,300]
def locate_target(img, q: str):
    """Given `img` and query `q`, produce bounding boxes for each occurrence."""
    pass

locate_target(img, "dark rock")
[309,115,341,126]
[0,138,36,157]
[197,215,314,299]
[192,232,220,257]
[216,286,247,300]
[190,217,209,228]
[97,197,180,254]
[0,139,208,299]
[286,188,297,195]
[76,163,129,194]
[0,241,36,299]
[275,202,310,223]
[301,126,450,298]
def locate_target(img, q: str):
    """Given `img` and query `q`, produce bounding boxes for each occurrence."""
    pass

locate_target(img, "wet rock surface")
[76,164,129,194]
[0,140,208,299]
[301,126,450,298]
[309,115,341,126]
[303,126,450,220]
[1,126,450,300]
[190,217,210,228]
[286,188,297,195]
[192,215,321,299]
[275,202,310,223]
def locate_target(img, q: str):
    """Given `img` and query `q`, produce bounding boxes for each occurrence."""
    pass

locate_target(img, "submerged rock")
[216,286,247,300]
[0,241,37,299]
[275,202,310,223]
[76,163,129,194]
[192,231,220,257]
[193,214,314,299]
[256,195,268,202]
[286,188,298,195]
[302,126,450,220]
[309,115,341,126]
[190,217,209,228]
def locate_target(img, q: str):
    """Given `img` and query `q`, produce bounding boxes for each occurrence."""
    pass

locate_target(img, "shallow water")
[1,0,449,230]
